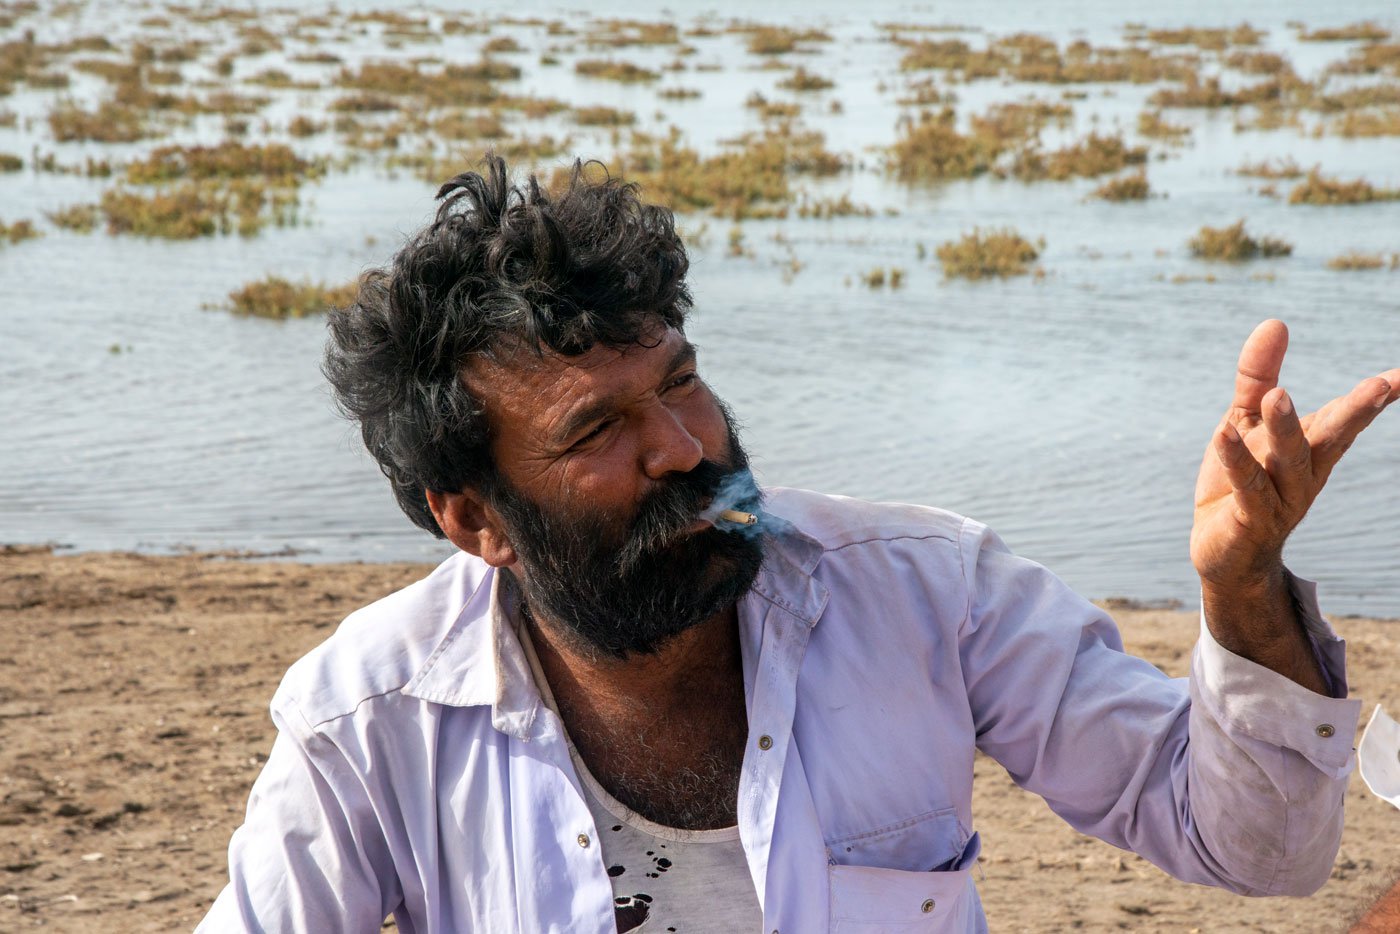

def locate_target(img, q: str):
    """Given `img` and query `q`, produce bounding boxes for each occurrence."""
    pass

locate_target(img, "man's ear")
[426,488,517,568]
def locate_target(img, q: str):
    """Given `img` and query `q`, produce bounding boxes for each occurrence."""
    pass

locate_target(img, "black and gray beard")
[489,423,764,660]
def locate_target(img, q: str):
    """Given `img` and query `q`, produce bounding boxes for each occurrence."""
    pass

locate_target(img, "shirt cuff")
[1192,571,1363,776]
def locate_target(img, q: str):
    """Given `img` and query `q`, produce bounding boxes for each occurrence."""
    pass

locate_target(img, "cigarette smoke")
[698,468,768,538]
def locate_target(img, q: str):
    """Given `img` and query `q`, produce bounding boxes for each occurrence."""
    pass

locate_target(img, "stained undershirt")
[516,622,763,933]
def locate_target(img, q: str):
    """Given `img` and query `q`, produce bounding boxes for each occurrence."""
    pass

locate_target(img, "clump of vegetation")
[860,266,905,289]
[1010,133,1147,181]
[573,105,635,126]
[936,228,1041,278]
[1139,24,1263,50]
[1091,171,1150,200]
[970,99,1072,147]
[0,217,41,245]
[1137,110,1192,143]
[586,19,679,48]
[1299,22,1389,43]
[795,193,874,218]
[226,275,360,319]
[1149,75,1285,108]
[658,86,701,99]
[0,152,20,171]
[777,66,834,92]
[1324,42,1400,77]
[1287,169,1400,204]
[1326,251,1398,271]
[100,180,299,238]
[746,92,801,120]
[125,142,317,184]
[889,109,997,181]
[45,203,100,232]
[47,98,149,142]
[482,35,524,54]
[288,115,325,137]
[737,25,831,55]
[896,33,1197,84]
[574,59,659,82]
[1188,220,1292,260]
[337,60,505,106]
[1237,157,1305,178]
[1225,50,1293,75]
[607,123,844,219]
[430,110,506,138]
[1330,109,1400,137]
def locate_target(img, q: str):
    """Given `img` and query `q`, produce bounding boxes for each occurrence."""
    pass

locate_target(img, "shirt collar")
[400,512,828,740]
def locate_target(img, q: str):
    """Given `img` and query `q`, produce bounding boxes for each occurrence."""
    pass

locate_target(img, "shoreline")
[2,546,1398,931]
[11,542,1398,623]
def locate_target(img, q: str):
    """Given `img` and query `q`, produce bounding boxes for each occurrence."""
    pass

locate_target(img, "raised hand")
[1189,320,1398,692]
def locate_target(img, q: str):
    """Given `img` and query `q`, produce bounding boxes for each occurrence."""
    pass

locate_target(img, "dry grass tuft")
[44,203,100,232]
[936,228,1041,278]
[1137,110,1192,143]
[1326,251,1399,271]
[1287,169,1400,204]
[226,276,360,319]
[573,105,635,126]
[0,217,41,245]
[736,25,832,56]
[777,66,834,92]
[124,142,316,184]
[1091,171,1150,201]
[1299,22,1390,43]
[889,109,997,181]
[1188,220,1292,260]
[1010,133,1146,181]
[574,59,659,83]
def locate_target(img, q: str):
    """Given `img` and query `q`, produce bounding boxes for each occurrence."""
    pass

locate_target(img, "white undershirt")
[516,623,763,933]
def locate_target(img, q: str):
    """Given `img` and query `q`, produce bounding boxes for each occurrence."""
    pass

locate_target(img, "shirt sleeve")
[196,695,398,933]
[957,518,1362,896]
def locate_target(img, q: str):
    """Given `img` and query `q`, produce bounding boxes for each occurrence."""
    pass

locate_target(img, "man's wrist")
[1200,568,1329,695]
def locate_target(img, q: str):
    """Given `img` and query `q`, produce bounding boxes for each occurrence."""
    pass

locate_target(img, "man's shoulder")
[765,487,977,555]
[273,551,493,728]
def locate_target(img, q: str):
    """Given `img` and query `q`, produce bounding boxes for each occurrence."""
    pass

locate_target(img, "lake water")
[3,0,1399,615]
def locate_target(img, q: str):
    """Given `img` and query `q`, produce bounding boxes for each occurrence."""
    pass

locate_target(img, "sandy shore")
[2,545,1397,932]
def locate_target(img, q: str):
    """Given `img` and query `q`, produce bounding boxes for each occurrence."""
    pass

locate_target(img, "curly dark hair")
[323,154,693,537]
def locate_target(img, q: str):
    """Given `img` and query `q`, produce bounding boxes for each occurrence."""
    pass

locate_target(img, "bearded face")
[489,407,764,660]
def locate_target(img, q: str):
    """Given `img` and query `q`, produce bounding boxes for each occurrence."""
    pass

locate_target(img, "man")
[200,155,1397,932]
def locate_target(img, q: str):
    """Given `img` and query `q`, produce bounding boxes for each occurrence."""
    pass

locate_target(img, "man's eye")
[572,421,611,449]
[667,372,699,391]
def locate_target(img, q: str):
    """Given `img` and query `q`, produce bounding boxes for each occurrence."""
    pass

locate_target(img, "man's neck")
[523,603,744,720]
[521,602,749,830]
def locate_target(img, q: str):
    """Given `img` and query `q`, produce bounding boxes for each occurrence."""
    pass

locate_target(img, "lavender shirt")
[199,488,1361,933]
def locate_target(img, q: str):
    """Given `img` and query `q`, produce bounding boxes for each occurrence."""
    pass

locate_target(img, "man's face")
[464,326,764,659]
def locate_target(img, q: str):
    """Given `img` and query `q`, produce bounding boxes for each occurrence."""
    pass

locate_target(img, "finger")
[1309,375,1395,486]
[1260,387,1312,514]
[1213,418,1278,527]
[1230,319,1289,428]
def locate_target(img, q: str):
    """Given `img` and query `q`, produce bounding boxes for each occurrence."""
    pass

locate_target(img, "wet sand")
[2,545,1396,931]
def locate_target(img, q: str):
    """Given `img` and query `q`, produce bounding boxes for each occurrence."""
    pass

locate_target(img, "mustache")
[614,459,732,573]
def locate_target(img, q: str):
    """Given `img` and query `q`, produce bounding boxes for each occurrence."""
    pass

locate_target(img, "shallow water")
[3,0,1398,615]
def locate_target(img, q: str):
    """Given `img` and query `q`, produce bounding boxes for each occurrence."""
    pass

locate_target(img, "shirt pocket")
[827,814,981,933]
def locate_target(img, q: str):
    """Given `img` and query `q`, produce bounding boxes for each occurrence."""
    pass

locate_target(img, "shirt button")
[577,833,590,848]
[921,898,936,913]
[757,734,773,750]
[1315,724,1335,738]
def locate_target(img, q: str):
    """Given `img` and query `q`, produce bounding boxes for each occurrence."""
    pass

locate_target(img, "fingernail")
[1276,392,1293,415]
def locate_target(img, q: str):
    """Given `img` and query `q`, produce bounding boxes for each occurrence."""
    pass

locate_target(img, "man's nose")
[638,402,704,480]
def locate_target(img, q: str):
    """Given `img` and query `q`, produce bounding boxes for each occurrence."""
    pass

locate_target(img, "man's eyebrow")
[553,340,698,445]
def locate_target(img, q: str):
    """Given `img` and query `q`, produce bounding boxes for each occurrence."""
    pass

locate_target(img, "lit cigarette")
[718,509,758,525]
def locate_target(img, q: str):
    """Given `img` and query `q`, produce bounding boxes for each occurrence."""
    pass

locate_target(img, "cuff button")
[1315,723,1335,738]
